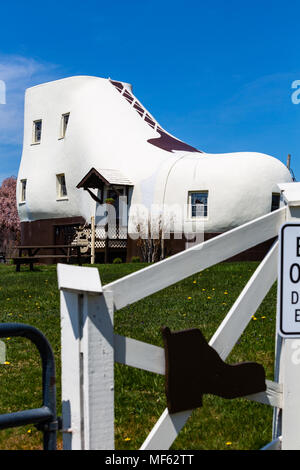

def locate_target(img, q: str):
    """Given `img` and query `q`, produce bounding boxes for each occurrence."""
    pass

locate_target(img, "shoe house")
[17,76,293,261]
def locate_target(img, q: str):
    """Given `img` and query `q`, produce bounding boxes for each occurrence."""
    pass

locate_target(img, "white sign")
[278,223,300,337]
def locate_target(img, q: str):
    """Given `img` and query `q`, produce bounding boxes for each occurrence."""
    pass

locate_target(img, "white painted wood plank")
[139,242,281,450]
[57,263,102,295]
[140,408,193,450]
[245,380,282,408]
[104,207,286,310]
[82,291,115,450]
[209,241,278,360]
[60,290,83,450]
[261,436,282,450]
[114,335,165,375]
[281,339,300,450]
[272,334,283,440]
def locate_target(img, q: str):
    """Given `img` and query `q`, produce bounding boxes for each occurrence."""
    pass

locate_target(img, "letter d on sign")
[292,291,299,304]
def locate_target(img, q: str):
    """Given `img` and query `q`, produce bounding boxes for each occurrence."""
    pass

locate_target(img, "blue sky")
[0,0,300,182]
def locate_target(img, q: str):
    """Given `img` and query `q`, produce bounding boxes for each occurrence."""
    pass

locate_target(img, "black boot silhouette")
[162,326,266,414]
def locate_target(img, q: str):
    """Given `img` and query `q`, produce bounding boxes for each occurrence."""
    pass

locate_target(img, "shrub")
[131,256,141,263]
[113,257,122,264]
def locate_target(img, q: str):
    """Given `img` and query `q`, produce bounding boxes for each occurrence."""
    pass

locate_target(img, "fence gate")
[58,182,300,450]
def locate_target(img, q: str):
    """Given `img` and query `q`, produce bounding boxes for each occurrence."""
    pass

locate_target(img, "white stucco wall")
[17,75,293,234]
[160,151,292,233]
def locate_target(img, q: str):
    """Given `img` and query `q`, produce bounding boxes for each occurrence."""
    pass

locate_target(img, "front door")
[107,188,125,222]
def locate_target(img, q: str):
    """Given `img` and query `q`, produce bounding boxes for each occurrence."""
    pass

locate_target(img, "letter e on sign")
[278,223,300,337]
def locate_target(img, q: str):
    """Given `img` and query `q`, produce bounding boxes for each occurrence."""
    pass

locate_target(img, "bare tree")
[136,215,164,263]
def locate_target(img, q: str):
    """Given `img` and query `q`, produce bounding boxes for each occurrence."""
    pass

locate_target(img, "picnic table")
[12,244,89,272]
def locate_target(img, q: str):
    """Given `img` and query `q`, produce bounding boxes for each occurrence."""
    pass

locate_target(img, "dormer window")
[56,174,68,199]
[32,120,42,143]
[60,113,70,138]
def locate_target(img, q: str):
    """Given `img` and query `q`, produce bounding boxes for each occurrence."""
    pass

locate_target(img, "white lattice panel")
[72,226,127,250]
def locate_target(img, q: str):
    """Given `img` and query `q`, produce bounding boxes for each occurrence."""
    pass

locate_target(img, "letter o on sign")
[290,263,300,283]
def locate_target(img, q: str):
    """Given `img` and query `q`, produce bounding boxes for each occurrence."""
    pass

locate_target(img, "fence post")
[81,290,114,449]
[273,183,300,449]
[58,264,114,450]
[60,287,83,449]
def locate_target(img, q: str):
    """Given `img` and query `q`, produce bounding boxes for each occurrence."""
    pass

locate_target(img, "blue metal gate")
[0,323,58,450]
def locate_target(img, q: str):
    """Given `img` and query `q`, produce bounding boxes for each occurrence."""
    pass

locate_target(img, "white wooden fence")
[57,182,300,450]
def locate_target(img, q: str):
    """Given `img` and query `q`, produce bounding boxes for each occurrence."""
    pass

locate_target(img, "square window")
[33,120,42,143]
[56,174,67,199]
[20,179,27,203]
[60,113,70,138]
[189,191,208,218]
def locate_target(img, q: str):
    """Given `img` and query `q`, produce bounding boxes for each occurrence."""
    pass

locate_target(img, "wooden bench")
[13,257,37,272]
[12,245,89,272]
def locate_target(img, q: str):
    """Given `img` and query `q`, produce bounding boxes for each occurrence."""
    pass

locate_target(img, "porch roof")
[76,167,134,189]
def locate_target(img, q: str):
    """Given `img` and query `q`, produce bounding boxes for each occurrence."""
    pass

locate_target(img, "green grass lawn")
[0,261,278,450]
